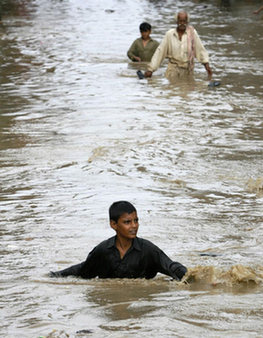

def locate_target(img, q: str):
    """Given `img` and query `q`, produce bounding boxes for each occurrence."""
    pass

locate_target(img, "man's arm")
[254,6,263,14]
[145,33,169,77]
[194,29,212,79]
[203,62,212,80]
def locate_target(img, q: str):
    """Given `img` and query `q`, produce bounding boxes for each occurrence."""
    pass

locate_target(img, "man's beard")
[178,24,187,30]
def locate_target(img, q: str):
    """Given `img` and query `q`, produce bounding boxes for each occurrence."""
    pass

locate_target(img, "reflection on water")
[1,0,263,337]
[86,279,171,321]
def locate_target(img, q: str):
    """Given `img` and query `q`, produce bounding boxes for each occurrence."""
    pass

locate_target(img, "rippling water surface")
[1,0,263,337]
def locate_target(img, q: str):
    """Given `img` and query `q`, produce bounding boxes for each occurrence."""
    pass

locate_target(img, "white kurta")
[147,28,209,73]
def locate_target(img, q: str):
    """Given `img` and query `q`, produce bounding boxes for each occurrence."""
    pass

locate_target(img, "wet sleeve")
[194,29,209,64]
[127,39,139,61]
[147,34,168,72]
[49,246,101,279]
[49,262,85,277]
[152,245,187,281]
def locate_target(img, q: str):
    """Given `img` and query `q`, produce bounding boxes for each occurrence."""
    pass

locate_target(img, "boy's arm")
[127,39,141,62]
[49,246,101,279]
[49,262,85,277]
[168,261,187,280]
[152,245,187,280]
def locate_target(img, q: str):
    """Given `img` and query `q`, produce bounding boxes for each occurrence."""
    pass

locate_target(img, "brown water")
[1,0,263,337]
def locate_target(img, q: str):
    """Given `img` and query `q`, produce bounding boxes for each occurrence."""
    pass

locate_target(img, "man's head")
[109,201,139,240]
[176,11,189,32]
[139,22,152,40]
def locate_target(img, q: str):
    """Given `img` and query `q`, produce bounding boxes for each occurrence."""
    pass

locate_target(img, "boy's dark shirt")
[51,236,187,280]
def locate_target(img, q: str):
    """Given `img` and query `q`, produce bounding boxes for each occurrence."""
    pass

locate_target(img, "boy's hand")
[49,271,60,277]
[175,265,187,280]
[133,56,141,62]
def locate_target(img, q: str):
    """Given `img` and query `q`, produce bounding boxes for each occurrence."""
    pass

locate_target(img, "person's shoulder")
[190,26,199,35]
[86,236,115,259]
[136,237,159,250]
[94,236,115,250]
[129,37,141,47]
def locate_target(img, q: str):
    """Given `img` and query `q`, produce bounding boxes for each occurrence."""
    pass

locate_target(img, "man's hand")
[144,71,153,78]
[253,6,263,14]
[204,63,212,80]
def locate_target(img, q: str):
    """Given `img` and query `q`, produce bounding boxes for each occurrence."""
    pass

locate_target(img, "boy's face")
[141,30,151,40]
[110,211,139,241]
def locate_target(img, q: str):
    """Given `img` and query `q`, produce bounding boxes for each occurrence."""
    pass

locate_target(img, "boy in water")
[50,201,187,280]
[127,22,159,62]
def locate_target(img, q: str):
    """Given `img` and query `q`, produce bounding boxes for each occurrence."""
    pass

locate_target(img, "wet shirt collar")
[106,236,142,251]
[173,28,188,39]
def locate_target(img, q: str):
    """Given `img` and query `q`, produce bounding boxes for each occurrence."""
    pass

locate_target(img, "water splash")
[181,265,263,289]
[246,177,263,196]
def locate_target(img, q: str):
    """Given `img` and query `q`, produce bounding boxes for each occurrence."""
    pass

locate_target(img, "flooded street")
[1,0,263,337]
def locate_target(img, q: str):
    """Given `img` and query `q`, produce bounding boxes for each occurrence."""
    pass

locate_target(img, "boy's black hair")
[109,201,137,222]
[139,22,151,32]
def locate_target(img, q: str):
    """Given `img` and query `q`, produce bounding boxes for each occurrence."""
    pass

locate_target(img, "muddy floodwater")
[0,0,263,337]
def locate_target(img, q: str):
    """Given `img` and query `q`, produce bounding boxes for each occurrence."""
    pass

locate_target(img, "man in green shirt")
[127,22,159,62]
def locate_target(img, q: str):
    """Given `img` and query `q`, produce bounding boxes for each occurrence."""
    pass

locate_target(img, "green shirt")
[127,37,159,62]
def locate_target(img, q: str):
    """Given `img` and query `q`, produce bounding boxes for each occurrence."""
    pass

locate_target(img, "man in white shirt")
[144,11,213,82]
